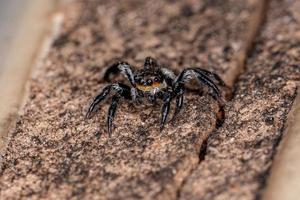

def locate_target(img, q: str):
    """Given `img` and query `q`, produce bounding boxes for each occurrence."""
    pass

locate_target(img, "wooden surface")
[263,88,300,200]
[0,0,299,199]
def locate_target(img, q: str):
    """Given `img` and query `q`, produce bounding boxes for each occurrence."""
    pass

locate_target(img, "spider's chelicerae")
[86,57,226,136]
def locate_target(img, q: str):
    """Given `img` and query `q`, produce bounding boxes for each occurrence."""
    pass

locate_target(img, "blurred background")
[0,0,57,150]
[0,0,24,72]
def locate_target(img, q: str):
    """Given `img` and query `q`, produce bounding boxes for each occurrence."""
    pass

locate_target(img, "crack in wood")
[225,0,270,89]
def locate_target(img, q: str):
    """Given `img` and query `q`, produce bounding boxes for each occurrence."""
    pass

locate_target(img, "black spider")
[86,57,226,136]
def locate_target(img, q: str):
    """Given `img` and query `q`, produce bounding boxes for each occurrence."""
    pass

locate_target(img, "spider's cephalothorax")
[86,57,226,136]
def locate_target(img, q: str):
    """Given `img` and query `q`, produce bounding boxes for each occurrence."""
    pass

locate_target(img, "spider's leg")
[174,68,225,105]
[104,61,141,103]
[197,68,226,87]
[107,96,120,137]
[147,93,157,104]
[86,83,131,119]
[103,61,136,87]
[160,67,176,86]
[171,93,184,125]
[160,92,172,131]
[86,85,111,119]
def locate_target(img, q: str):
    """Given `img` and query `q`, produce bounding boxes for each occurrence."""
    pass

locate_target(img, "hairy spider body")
[86,57,225,136]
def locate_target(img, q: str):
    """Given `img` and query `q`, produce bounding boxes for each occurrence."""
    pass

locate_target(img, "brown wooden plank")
[0,0,256,199]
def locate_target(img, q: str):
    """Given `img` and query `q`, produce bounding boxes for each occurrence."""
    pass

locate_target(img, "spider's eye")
[154,77,159,82]
[146,79,153,85]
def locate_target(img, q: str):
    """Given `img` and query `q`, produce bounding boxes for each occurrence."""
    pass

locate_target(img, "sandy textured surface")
[0,0,299,200]
[180,0,300,199]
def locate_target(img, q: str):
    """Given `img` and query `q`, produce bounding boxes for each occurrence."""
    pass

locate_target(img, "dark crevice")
[232,0,270,97]
[175,106,223,199]
[225,0,270,90]
[198,137,208,162]
[216,106,225,128]
[241,0,270,63]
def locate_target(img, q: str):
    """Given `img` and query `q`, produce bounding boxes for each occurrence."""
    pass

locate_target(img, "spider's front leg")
[104,61,135,85]
[103,61,139,102]
[196,68,226,87]
[174,68,225,105]
[86,82,131,136]
[170,68,226,123]
[160,67,183,125]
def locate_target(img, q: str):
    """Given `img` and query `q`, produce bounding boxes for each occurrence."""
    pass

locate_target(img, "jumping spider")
[86,57,226,136]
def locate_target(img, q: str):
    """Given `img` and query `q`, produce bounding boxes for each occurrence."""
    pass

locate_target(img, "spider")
[86,57,226,136]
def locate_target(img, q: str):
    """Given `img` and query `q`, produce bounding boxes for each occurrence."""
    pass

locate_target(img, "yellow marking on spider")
[136,82,162,92]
